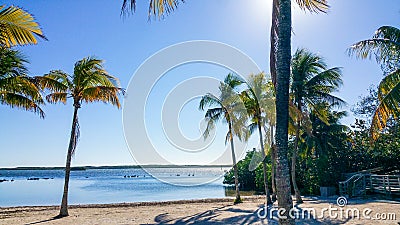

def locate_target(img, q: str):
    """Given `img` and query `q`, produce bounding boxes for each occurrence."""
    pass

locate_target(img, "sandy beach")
[1,196,399,225]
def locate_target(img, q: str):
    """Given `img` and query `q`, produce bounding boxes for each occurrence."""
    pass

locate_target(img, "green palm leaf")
[0,48,44,117]
[121,0,184,18]
[295,0,329,13]
[371,68,400,139]
[348,26,400,64]
[0,5,46,47]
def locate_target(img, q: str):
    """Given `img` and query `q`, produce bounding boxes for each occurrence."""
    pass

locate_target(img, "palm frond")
[81,86,123,108]
[348,26,400,64]
[201,117,214,139]
[224,73,244,89]
[371,68,400,139]
[45,92,67,104]
[295,0,329,13]
[224,130,231,145]
[121,0,184,19]
[248,122,258,135]
[0,5,47,47]
[306,67,343,89]
[0,91,44,118]
[71,116,80,156]
[0,48,28,77]
[36,71,70,93]
[199,93,221,111]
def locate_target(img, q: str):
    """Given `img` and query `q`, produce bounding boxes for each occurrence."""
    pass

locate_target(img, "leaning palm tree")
[290,48,344,203]
[199,73,247,204]
[240,72,275,205]
[0,5,46,47]
[348,26,400,140]
[0,47,44,116]
[37,57,124,217]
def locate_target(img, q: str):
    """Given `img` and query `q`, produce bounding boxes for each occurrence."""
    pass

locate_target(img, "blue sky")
[0,0,399,167]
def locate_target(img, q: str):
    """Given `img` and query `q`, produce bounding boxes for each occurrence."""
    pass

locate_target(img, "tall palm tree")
[199,73,246,204]
[37,57,124,217]
[349,26,400,140]
[240,72,274,205]
[0,5,46,47]
[274,0,294,223]
[290,48,344,203]
[0,47,44,116]
[272,2,329,223]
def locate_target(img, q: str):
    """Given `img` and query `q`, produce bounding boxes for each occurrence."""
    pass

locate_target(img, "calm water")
[0,167,231,207]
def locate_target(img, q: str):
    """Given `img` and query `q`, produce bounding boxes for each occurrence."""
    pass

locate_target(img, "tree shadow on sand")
[24,215,62,225]
[148,204,348,225]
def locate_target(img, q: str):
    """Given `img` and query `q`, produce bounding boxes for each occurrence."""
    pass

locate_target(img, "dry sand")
[1,196,399,224]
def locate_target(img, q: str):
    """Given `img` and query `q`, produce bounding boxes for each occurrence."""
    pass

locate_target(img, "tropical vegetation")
[289,48,344,203]
[349,26,400,140]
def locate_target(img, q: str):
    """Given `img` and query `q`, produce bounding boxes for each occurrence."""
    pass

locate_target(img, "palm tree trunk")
[228,122,241,204]
[292,120,303,203]
[270,0,279,87]
[275,0,294,223]
[270,125,277,202]
[59,105,79,217]
[258,121,272,205]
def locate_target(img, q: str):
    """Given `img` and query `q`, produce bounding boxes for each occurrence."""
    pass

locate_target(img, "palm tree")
[349,26,400,140]
[0,5,46,47]
[273,0,294,223]
[199,73,246,204]
[0,47,44,116]
[37,57,124,217]
[289,48,344,203]
[240,72,274,205]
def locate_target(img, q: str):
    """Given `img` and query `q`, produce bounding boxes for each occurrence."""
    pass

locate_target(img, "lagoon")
[0,167,231,207]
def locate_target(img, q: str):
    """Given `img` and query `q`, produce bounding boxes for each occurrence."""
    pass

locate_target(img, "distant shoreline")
[0,165,233,171]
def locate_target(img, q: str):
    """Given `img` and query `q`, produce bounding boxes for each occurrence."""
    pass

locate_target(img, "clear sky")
[0,0,399,167]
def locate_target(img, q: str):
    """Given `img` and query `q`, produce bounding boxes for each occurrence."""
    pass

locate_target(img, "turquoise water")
[0,167,231,207]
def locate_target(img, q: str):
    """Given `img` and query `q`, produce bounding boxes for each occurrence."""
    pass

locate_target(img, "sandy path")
[1,197,399,224]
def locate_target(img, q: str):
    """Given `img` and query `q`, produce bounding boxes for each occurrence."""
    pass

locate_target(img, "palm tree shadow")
[150,204,354,225]
[151,204,277,225]
[25,215,62,225]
